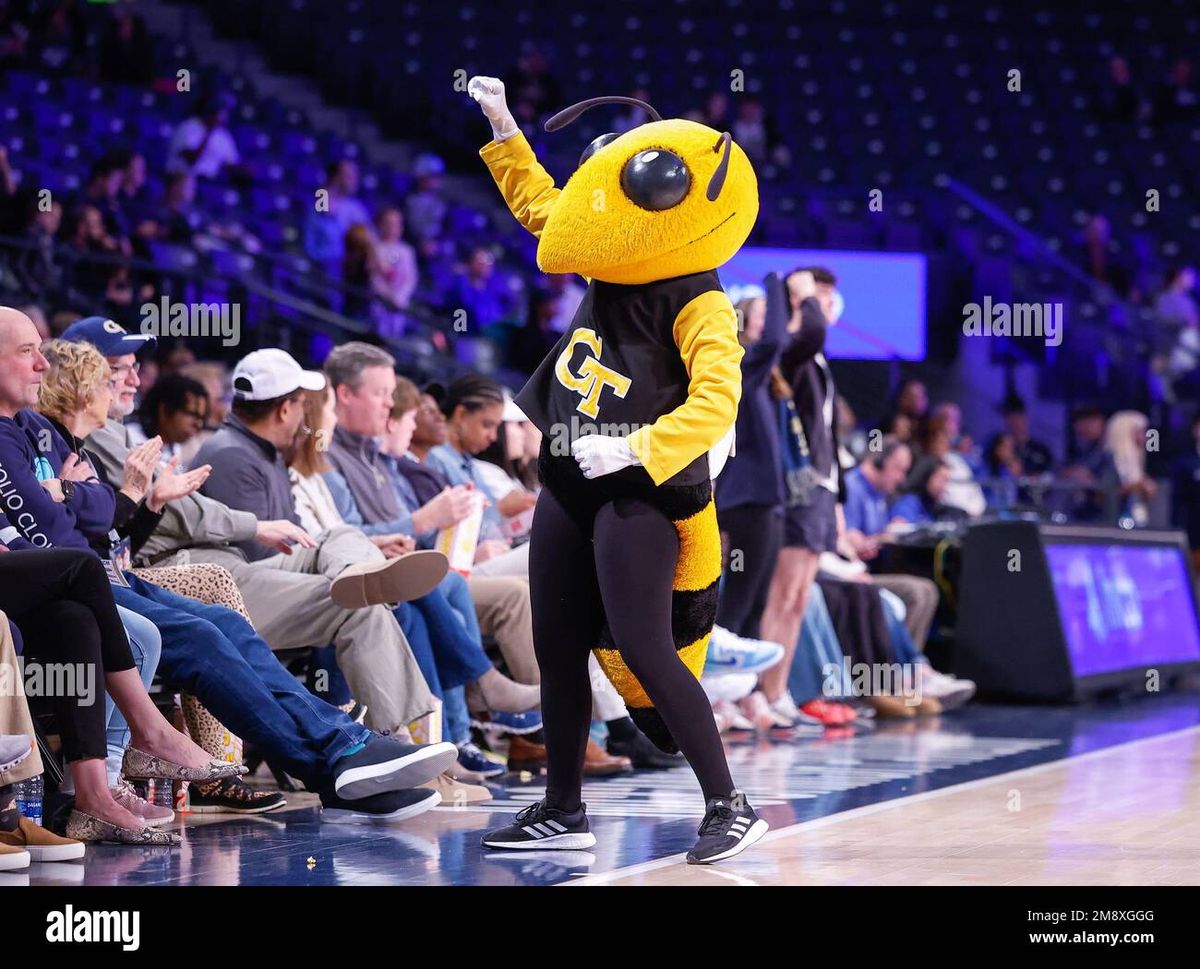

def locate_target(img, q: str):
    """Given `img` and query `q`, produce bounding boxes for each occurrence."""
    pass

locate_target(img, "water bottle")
[152,779,174,810]
[15,774,43,827]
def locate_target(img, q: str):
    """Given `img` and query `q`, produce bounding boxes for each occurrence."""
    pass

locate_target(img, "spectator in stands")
[841,437,943,649]
[474,392,541,500]
[1157,265,1198,334]
[98,5,152,85]
[405,154,448,259]
[167,93,242,180]
[425,374,535,560]
[714,286,783,642]
[1105,410,1157,526]
[446,245,515,328]
[177,361,229,464]
[374,206,418,311]
[992,394,1055,477]
[304,159,370,269]
[129,373,210,463]
[930,401,981,470]
[913,410,986,516]
[116,150,152,228]
[890,456,967,525]
[463,392,539,538]
[30,0,85,73]
[731,95,789,169]
[61,203,142,315]
[842,437,911,559]
[1159,268,1200,398]
[80,154,131,249]
[12,196,63,305]
[144,172,199,245]
[1061,404,1120,521]
[888,378,929,436]
[1170,413,1200,568]
[341,223,387,320]
[756,268,843,727]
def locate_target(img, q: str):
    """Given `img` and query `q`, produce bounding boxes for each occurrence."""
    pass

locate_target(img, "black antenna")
[707,131,732,201]
[544,95,662,132]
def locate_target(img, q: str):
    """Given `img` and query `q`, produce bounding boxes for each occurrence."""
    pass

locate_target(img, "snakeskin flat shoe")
[65,810,182,846]
[121,746,247,782]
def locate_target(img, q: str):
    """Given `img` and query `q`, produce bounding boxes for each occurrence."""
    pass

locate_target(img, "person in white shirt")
[166,94,241,179]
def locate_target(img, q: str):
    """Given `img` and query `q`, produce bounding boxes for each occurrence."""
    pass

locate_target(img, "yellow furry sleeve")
[626,290,744,485]
[479,132,561,239]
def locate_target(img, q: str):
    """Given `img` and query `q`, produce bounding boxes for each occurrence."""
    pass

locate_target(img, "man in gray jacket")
[64,318,440,739]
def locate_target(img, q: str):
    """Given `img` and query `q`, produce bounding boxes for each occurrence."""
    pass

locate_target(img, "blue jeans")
[105,606,162,786]
[402,574,487,746]
[114,574,369,788]
[788,584,850,702]
[309,645,353,707]
[402,588,492,695]
[878,589,920,668]
[436,572,483,745]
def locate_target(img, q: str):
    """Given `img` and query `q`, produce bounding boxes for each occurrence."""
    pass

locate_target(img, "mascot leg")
[526,485,605,812]
[592,497,735,803]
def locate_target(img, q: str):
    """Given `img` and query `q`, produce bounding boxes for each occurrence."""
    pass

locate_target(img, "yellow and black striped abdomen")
[593,494,723,753]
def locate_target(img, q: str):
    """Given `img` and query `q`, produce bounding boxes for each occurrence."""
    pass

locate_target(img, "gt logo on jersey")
[554,328,632,419]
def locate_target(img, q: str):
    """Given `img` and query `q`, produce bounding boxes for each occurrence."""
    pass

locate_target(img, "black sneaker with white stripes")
[686,794,769,865]
[480,799,597,850]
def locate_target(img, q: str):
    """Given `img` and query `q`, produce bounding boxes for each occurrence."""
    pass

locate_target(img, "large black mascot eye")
[578,132,620,168]
[620,148,690,211]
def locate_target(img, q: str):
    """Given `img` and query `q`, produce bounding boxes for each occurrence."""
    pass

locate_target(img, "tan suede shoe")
[0,816,86,861]
[330,550,449,609]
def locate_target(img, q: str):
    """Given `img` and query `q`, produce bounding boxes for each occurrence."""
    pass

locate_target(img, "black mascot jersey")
[515,269,725,488]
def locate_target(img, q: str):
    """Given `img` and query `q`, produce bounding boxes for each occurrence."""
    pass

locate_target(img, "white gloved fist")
[571,435,641,479]
[467,75,519,141]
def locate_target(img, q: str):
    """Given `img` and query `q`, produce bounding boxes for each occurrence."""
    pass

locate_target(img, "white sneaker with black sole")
[686,795,769,865]
[480,799,597,850]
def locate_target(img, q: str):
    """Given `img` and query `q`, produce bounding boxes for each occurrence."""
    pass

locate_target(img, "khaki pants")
[0,613,44,786]
[467,576,539,684]
[160,526,436,735]
[870,573,940,650]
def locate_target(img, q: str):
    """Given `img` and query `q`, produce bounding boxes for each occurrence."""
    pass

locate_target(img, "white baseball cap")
[502,390,527,423]
[232,348,326,401]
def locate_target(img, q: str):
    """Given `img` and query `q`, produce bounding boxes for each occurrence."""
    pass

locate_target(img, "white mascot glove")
[467,75,519,142]
[571,435,641,479]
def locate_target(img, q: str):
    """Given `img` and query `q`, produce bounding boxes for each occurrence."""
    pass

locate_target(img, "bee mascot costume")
[469,76,768,864]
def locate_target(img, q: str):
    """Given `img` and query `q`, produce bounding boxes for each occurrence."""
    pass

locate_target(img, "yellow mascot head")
[534,95,759,285]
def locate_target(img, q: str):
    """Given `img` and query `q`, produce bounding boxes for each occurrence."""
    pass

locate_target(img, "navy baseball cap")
[60,317,157,357]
